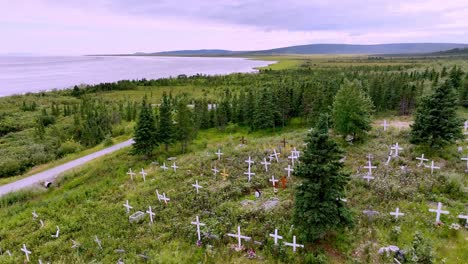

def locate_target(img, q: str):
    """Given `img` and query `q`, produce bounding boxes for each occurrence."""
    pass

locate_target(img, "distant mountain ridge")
[138,43,468,56]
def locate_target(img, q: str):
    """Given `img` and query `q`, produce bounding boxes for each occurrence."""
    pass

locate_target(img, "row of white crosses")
[224,225,303,252]
[386,203,468,225]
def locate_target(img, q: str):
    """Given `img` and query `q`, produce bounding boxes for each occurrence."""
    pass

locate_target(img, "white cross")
[390,207,405,220]
[127,168,136,181]
[155,189,163,201]
[363,174,375,183]
[261,158,271,172]
[160,162,168,171]
[363,160,377,176]
[288,154,297,166]
[161,193,170,204]
[284,165,294,177]
[382,120,389,131]
[391,143,403,157]
[464,120,468,131]
[245,156,254,166]
[21,244,31,262]
[271,149,280,163]
[32,210,38,219]
[51,226,60,238]
[227,226,251,248]
[269,175,279,189]
[71,239,80,249]
[215,149,223,160]
[146,206,155,224]
[123,200,133,214]
[425,160,440,175]
[292,147,300,158]
[283,235,304,252]
[192,180,203,194]
[211,167,219,175]
[385,155,392,166]
[139,168,147,182]
[458,214,468,225]
[269,229,283,245]
[40,219,44,228]
[244,169,255,182]
[171,162,179,172]
[461,156,468,171]
[366,154,373,161]
[429,202,449,223]
[94,235,102,249]
[416,154,429,167]
[191,216,206,241]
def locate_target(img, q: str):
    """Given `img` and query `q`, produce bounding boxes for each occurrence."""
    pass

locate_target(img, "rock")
[262,199,279,210]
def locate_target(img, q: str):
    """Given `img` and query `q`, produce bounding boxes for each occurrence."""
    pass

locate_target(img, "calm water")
[0,56,273,97]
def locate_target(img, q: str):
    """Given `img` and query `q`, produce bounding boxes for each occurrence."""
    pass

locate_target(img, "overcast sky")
[1,0,467,55]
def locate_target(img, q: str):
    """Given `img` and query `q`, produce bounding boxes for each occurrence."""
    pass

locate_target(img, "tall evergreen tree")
[293,114,353,242]
[252,88,275,130]
[410,81,463,147]
[175,99,195,153]
[132,96,157,157]
[157,92,174,151]
[332,79,374,140]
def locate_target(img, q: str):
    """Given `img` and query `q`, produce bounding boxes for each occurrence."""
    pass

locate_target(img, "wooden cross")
[191,216,206,241]
[269,229,283,245]
[425,160,440,175]
[416,154,429,167]
[94,235,102,250]
[390,207,405,220]
[127,168,136,181]
[192,180,203,194]
[227,226,251,248]
[283,236,304,252]
[51,226,60,238]
[146,206,155,224]
[280,137,288,148]
[240,136,247,145]
[429,202,449,223]
[160,162,168,171]
[123,200,133,214]
[261,158,271,172]
[284,165,294,177]
[21,244,31,262]
[221,168,229,180]
[139,168,147,182]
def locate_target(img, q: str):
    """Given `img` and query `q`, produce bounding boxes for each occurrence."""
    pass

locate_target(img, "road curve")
[0,139,134,197]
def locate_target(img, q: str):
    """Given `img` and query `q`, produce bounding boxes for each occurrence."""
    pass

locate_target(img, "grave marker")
[211,167,219,175]
[127,168,136,181]
[271,149,280,163]
[40,219,44,228]
[191,216,206,241]
[390,207,405,220]
[227,226,251,248]
[171,162,179,172]
[261,158,271,172]
[269,175,279,192]
[129,211,145,223]
[284,165,294,177]
[269,229,283,245]
[51,226,60,238]
[240,136,247,145]
[192,180,203,194]
[215,149,223,160]
[382,120,389,131]
[283,236,304,252]
[461,156,468,172]
[245,156,254,166]
[32,210,38,219]
[155,189,163,201]
[221,168,229,180]
[160,162,168,171]
[429,202,449,223]
[363,160,377,176]
[20,244,31,262]
[94,235,102,250]
[362,174,375,183]
[416,154,429,167]
[161,193,170,204]
[280,137,288,148]
[244,169,255,182]
[139,168,147,182]
[146,206,155,224]
[391,143,403,157]
[71,239,80,249]
[458,214,468,225]
[123,200,133,214]
[280,176,288,189]
[425,161,440,175]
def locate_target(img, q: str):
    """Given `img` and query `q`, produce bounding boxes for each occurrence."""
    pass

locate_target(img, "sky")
[1,0,467,55]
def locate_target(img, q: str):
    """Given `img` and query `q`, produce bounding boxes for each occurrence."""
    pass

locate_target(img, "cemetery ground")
[0,118,467,263]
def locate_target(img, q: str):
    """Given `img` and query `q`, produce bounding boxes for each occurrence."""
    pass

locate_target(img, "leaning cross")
[94,235,102,250]
[21,244,31,262]
[146,206,155,224]
[425,160,440,175]
[429,202,449,223]
[416,154,429,167]
[123,200,133,214]
[227,226,251,248]
[139,168,147,182]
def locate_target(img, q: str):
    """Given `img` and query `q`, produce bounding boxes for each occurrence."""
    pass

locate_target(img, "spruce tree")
[410,81,463,147]
[157,92,174,151]
[132,96,157,157]
[253,88,275,130]
[293,114,353,242]
[175,99,195,153]
[332,79,374,140]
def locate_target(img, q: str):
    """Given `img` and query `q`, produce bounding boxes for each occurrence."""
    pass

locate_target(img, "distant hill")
[427,47,468,56]
[138,43,468,56]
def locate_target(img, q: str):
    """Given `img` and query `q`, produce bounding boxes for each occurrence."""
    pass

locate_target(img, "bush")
[407,231,435,263]
[57,140,82,157]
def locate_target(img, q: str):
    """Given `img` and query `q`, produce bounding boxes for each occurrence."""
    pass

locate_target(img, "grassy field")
[0,120,467,263]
